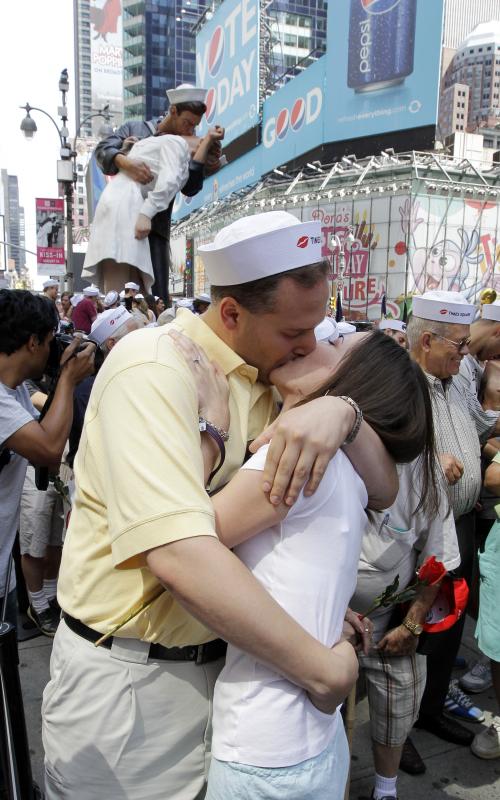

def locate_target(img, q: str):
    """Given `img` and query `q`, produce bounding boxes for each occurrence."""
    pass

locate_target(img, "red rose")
[418,555,447,586]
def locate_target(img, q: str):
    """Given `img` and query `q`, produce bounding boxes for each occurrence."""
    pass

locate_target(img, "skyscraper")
[440,21,500,138]
[123,0,209,121]
[443,0,500,49]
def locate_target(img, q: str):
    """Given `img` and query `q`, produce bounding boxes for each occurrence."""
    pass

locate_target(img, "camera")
[45,332,104,382]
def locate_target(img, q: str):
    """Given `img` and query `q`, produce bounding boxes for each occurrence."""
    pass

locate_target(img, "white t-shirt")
[211,444,368,768]
[0,381,38,595]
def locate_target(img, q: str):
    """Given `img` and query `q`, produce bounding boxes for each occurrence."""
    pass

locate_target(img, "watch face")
[414,623,423,635]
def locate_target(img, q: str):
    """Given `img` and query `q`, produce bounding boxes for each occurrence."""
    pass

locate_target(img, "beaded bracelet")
[337,396,363,446]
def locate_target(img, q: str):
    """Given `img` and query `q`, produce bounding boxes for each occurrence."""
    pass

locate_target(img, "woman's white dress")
[82,135,190,293]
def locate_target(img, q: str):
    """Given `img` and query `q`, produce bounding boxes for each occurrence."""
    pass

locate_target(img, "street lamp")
[19,70,113,291]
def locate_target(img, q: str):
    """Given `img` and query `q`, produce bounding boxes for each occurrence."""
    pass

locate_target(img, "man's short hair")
[210,260,329,314]
[406,314,451,351]
[172,101,207,116]
[0,290,59,356]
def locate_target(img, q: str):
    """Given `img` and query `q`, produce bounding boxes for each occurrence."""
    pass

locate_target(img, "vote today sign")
[196,0,260,146]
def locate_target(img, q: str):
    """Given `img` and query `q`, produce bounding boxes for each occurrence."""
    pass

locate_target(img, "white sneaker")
[471,718,500,759]
[459,660,493,693]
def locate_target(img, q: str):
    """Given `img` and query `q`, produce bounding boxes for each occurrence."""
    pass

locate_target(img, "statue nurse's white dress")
[82,134,190,293]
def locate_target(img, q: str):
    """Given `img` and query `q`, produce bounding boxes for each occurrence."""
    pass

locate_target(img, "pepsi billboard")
[325,0,444,141]
[196,0,260,146]
[261,59,326,175]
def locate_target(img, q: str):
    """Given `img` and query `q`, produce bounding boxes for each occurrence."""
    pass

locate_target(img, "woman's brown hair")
[301,331,440,516]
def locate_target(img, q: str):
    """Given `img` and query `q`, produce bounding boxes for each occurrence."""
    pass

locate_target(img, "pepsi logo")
[439,309,448,315]
[361,0,402,14]
[296,236,309,249]
[276,108,289,140]
[290,98,305,131]
[208,26,224,78]
[205,87,217,124]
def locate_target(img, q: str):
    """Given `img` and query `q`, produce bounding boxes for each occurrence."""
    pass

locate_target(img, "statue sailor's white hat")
[166,83,207,105]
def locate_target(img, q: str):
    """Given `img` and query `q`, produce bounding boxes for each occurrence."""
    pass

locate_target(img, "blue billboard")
[325,0,444,141]
[261,59,327,175]
[196,0,260,146]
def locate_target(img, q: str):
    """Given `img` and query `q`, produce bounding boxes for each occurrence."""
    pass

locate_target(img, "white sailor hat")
[176,298,193,308]
[379,319,407,333]
[135,293,145,300]
[337,321,357,336]
[482,301,500,322]
[166,83,208,106]
[198,211,322,287]
[314,318,339,343]
[412,290,475,325]
[83,284,100,297]
[124,281,140,291]
[104,290,119,308]
[43,279,58,289]
[89,306,132,345]
[70,293,83,308]
[194,292,211,304]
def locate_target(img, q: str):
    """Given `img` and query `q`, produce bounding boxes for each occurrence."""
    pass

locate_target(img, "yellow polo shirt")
[58,310,276,647]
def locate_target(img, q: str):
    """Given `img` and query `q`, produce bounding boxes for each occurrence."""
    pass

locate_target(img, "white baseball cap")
[412,291,475,325]
[198,212,322,286]
[89,307,132,345]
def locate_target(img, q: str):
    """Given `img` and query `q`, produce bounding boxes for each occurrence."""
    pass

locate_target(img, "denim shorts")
[205,723,349,800]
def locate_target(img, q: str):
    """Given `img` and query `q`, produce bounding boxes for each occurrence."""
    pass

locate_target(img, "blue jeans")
[206,723,349,800]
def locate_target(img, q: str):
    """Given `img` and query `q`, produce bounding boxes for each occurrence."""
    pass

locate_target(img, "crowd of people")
[1,82,499,800]
[1,212,500,800]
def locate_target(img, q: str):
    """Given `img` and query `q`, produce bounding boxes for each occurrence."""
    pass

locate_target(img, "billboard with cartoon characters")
[296,192,500,319]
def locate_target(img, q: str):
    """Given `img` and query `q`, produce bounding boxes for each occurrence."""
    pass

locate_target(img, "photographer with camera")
[0,290,95,628]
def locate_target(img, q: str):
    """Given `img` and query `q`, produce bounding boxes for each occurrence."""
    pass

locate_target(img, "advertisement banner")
[325,0,444,143]
[36,198,65,277]
[196,0,260,146]
[90,0,124,135]
[261,58,326,175]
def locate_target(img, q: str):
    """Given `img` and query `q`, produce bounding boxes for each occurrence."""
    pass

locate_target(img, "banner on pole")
[36,198,65,277]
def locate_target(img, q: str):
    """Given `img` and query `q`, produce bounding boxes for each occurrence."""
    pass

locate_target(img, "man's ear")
[219,296,242,331]
[169,105,178,118]
[421,332,433,353]
[26,334,39,354]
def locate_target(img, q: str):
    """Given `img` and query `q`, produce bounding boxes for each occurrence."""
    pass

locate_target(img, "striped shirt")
[427,373,496,518]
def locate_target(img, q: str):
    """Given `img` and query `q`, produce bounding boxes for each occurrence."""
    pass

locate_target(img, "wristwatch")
[401,617,423,636]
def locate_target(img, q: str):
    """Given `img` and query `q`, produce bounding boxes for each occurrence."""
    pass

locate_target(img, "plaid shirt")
[427,373,496,518]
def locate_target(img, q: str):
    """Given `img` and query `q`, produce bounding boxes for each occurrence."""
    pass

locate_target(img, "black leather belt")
[63,613,227,664]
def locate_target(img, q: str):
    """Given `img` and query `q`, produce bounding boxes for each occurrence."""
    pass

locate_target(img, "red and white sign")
[36,198,65,277]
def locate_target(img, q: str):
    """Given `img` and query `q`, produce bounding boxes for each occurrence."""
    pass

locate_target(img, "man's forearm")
[406,582,441,624]
[343,421,398,510]
[147,536,346,702]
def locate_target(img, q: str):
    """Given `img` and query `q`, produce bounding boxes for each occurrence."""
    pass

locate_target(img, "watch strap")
[402,617,423,636]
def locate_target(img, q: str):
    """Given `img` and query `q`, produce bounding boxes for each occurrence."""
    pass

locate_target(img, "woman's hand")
[207,125,225,142]
[343,608,373,656]
[169,330,229,432]
[135,213,152,240]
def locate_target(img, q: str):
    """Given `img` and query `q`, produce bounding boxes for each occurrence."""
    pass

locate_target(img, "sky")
[0,0,74,287]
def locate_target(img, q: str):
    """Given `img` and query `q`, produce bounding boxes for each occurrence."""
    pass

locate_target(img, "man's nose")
[293,331,317,356]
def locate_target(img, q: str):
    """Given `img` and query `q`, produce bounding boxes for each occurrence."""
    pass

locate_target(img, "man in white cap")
[43,211,397,799]
[71,285,100,334]
[42,279,58,303]
[94,84,223,301]
[193,292,211,315]
[405,290,500,765]
[124,281,140,299]
[103,290,120,309]
[379,318,407,348]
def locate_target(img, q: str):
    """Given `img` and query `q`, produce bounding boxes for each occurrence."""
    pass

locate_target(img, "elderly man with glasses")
[403,290,500,773]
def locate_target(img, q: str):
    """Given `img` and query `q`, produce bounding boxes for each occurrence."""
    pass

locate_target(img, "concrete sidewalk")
[16,618,500,798]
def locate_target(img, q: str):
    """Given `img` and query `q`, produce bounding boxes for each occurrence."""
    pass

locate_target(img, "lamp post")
[19,69,113,291]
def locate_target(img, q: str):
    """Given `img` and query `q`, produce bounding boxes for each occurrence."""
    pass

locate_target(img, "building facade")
[444,0,500,48]
[0,170,27,286]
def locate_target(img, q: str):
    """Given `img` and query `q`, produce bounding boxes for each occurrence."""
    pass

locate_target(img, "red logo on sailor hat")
[205,87,217,124]
[208,26,224,78]
[439,309,448,315]
[110,319,115,325]
[296,235,309,248]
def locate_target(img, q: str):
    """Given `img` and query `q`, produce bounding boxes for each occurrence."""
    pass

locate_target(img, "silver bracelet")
[199,416,229,442]
[338,396,363,446]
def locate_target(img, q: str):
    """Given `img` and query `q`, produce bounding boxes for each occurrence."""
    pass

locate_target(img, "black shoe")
[399,736,426,775]
[48,596,61,615]
[370,792,398,800]
[27,605,59,637]
[415,713,474,745]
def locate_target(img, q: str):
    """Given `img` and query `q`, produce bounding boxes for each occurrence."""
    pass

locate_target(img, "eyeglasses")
[430,333,471,352]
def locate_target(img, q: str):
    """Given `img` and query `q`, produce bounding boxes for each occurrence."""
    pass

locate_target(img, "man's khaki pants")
[42,620,223,799]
